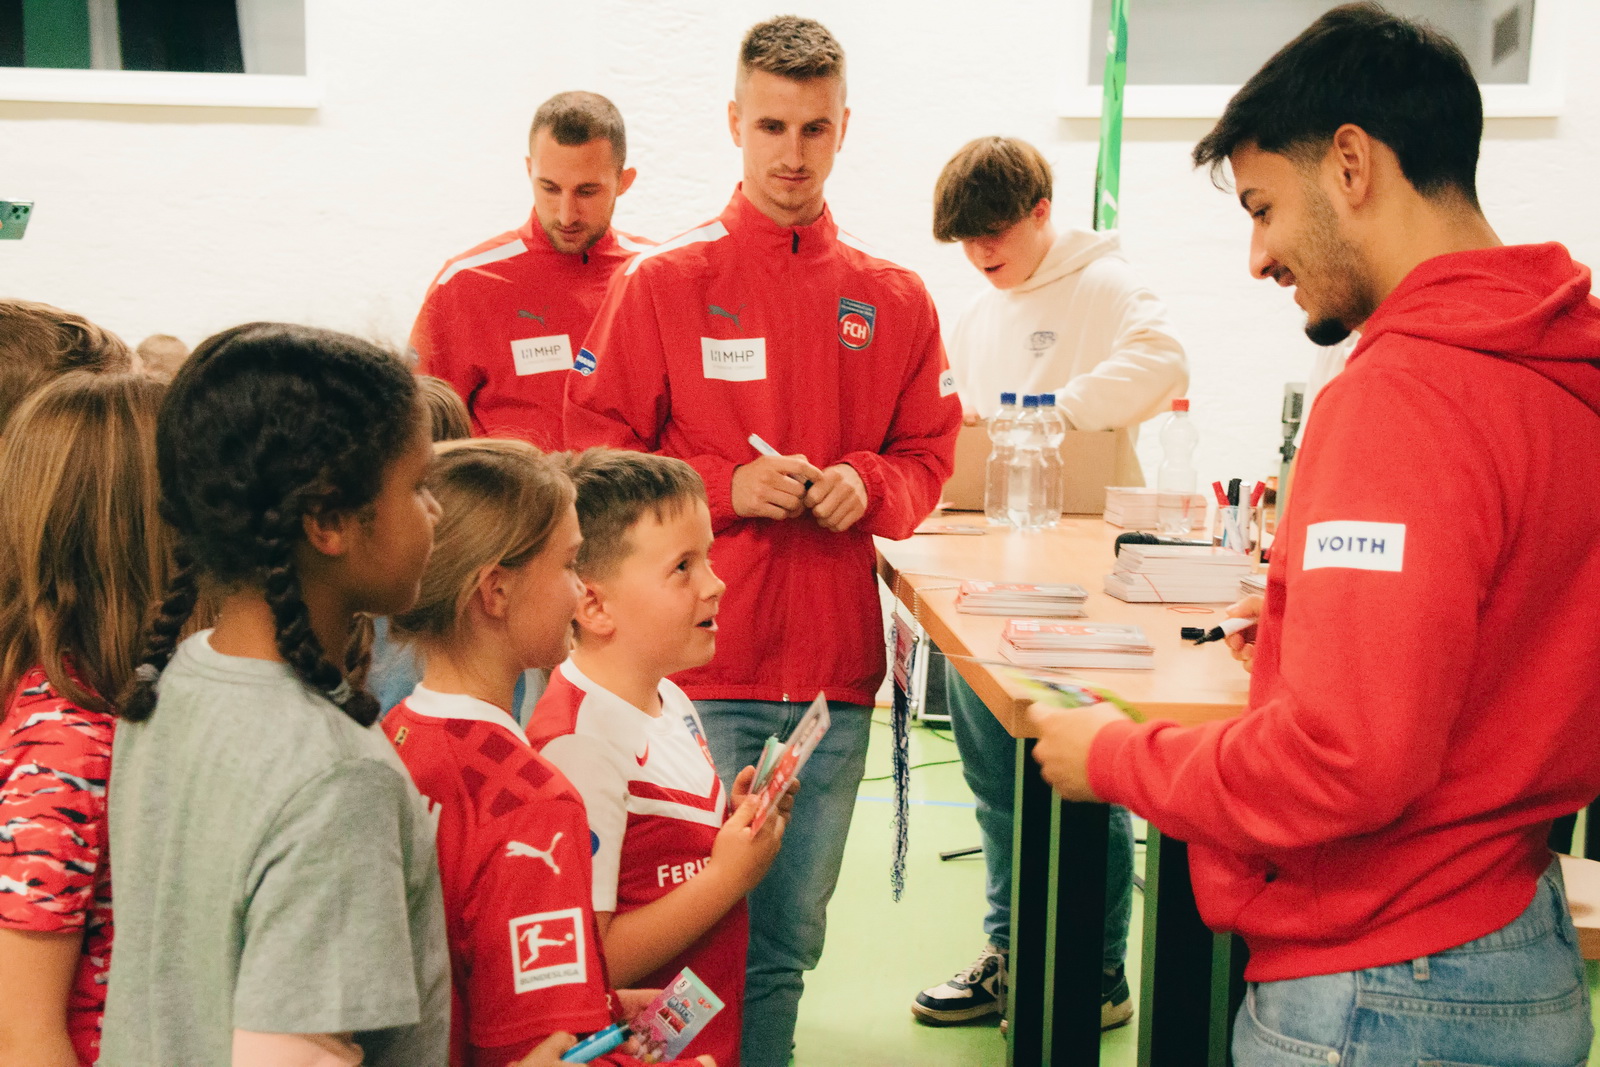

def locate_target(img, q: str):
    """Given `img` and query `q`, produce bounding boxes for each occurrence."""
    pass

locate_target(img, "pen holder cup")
[1212,504,1264,556]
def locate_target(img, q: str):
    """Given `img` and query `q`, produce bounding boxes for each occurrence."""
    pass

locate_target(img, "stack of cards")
[998,620,1155,669]
[1103,487,1208,531]
[955,580,1088,617]
[1104,544,1255,603]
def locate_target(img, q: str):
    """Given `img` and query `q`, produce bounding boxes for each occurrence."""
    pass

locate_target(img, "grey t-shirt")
[102,632,449,1066]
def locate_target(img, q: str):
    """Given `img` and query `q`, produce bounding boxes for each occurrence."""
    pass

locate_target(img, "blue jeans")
[1234,858,1592,1067]
[945,660,1134,982]
[696,699,874,1067]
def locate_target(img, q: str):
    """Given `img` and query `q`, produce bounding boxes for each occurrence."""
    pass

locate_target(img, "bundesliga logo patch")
[508,908,586,993]
[838,298,875,350]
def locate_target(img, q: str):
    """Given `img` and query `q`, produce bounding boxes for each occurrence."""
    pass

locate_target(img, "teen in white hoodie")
[912,137,1186,1032]
[946,198,1188,486]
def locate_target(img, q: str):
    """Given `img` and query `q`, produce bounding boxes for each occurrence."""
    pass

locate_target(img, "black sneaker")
[912,944,1007,1025]
[993,967,1133,1035]
[1101,965,1134,1030]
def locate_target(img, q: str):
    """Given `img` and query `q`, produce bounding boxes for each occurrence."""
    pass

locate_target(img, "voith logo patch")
[508,907,586,993]
[838,298,876,350]
[1302,521,1406,573]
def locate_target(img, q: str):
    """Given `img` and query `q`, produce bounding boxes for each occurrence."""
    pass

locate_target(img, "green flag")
[1093,0,1129,231]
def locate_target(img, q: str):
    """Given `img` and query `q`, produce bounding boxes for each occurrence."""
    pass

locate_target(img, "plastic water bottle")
[1156,398,1199,535]
[1007,395,1045,530]
[984,391,1019,525]
[1037,393,1065,527]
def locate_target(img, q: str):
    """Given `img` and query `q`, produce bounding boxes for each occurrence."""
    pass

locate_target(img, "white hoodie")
[948,227,1188,485]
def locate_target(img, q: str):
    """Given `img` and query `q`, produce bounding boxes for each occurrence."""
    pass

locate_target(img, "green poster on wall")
[1093,0,1128,232]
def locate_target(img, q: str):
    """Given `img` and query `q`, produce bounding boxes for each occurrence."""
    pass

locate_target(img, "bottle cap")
[1040,394,1057,406]
[1171,398,1190,412]
[1000,391,1018,406]
[1022,394,1040,407]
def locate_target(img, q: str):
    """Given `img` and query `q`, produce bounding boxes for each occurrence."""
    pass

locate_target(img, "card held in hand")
[748,692,831,834]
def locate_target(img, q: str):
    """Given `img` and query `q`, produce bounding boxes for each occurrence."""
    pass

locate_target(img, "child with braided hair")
[101,323,451,1067]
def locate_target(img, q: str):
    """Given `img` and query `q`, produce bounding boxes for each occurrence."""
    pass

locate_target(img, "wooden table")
[877,517,1251,1067]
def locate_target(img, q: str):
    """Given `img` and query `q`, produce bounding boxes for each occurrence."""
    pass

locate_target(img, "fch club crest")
[838,298,876,350]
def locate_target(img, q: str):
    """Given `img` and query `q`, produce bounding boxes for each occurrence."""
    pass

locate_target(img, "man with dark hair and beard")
[1030,4,1600,1064]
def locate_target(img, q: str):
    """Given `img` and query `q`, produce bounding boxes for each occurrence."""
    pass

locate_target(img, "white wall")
[4,0,1597,489]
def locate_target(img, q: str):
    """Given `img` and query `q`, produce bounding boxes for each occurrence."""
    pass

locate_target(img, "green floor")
[793,719,1600,1066]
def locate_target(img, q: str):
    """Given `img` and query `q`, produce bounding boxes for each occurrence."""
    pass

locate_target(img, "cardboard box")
[942,422,1123,515]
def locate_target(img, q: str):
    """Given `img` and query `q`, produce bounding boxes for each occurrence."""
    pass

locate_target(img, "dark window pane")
[117,0,242,73]
[0,1,24,67]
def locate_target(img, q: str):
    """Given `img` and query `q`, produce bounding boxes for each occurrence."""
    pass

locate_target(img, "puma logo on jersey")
[517,309,547,324]
[708,303,745,330]
[506,832,563,875]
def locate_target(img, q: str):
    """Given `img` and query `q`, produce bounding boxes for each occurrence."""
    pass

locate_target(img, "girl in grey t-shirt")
[102,323,449,1066]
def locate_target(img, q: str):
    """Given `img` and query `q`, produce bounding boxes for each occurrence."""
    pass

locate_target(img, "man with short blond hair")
[410,90,651,449]
[564,17,960,1066]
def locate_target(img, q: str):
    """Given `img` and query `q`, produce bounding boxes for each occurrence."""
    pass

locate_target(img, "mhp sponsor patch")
[1303,521,1405,573]
[574,347,598,376]
[838,297,875,349]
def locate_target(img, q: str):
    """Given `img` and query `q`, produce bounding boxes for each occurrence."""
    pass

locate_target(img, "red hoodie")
[1089,243,1600,981]
[564,187,960,705]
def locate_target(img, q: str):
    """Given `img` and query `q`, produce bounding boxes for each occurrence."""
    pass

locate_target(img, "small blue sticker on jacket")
[575,347,598,376]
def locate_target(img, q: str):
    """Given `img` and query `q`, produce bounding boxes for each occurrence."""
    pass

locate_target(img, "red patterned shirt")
[0,667,114,1066]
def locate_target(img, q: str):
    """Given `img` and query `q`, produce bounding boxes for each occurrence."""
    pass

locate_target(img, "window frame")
[1058,0,1566,119]
[0,0,319,108]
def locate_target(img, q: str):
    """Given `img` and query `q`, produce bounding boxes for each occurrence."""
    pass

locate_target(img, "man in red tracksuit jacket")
[411,91,651,448]
[563,18,959,1067]
[1033,8,1600,1065]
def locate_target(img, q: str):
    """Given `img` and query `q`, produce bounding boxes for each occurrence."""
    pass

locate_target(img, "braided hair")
[121,323,419,726]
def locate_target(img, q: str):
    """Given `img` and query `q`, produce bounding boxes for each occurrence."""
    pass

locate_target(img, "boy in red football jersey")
[384,441,711,1067]
[529,451,791,1067]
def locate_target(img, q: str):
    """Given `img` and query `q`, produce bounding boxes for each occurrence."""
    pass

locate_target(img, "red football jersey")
[384,685,616,1066]
[0,668,114,1067]
[410,215,652,448]
[528,660,747,1067]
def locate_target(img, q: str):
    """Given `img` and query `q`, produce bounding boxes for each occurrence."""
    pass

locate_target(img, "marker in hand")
[1182,616,1258,645]
[748,433,814,491]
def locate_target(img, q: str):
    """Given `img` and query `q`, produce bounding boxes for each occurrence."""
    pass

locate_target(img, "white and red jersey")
[410,215,652,449]
[528,660,746,1067]
[383,686,616,1067]
[564,187,961,706]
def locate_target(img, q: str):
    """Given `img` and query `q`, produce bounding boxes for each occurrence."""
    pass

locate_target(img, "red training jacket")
[411,214,652,449]
[564,187,960,705]
[1090,243,1600,980]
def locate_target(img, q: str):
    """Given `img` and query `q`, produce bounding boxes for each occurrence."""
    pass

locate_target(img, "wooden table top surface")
[877,516,1253,737]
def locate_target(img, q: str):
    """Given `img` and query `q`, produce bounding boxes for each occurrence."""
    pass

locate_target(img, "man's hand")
[962,407,982,426]
[1031,702,1129,801]
[1222,594,1263,674]
[732,455,824,521]
[803,464,868,533]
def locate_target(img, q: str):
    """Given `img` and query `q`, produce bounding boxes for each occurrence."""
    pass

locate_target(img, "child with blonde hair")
[0,372,169,1066]
[385,439,712,1067]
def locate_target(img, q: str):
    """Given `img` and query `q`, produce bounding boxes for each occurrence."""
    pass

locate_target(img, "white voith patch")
[1303,521,1406,573]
